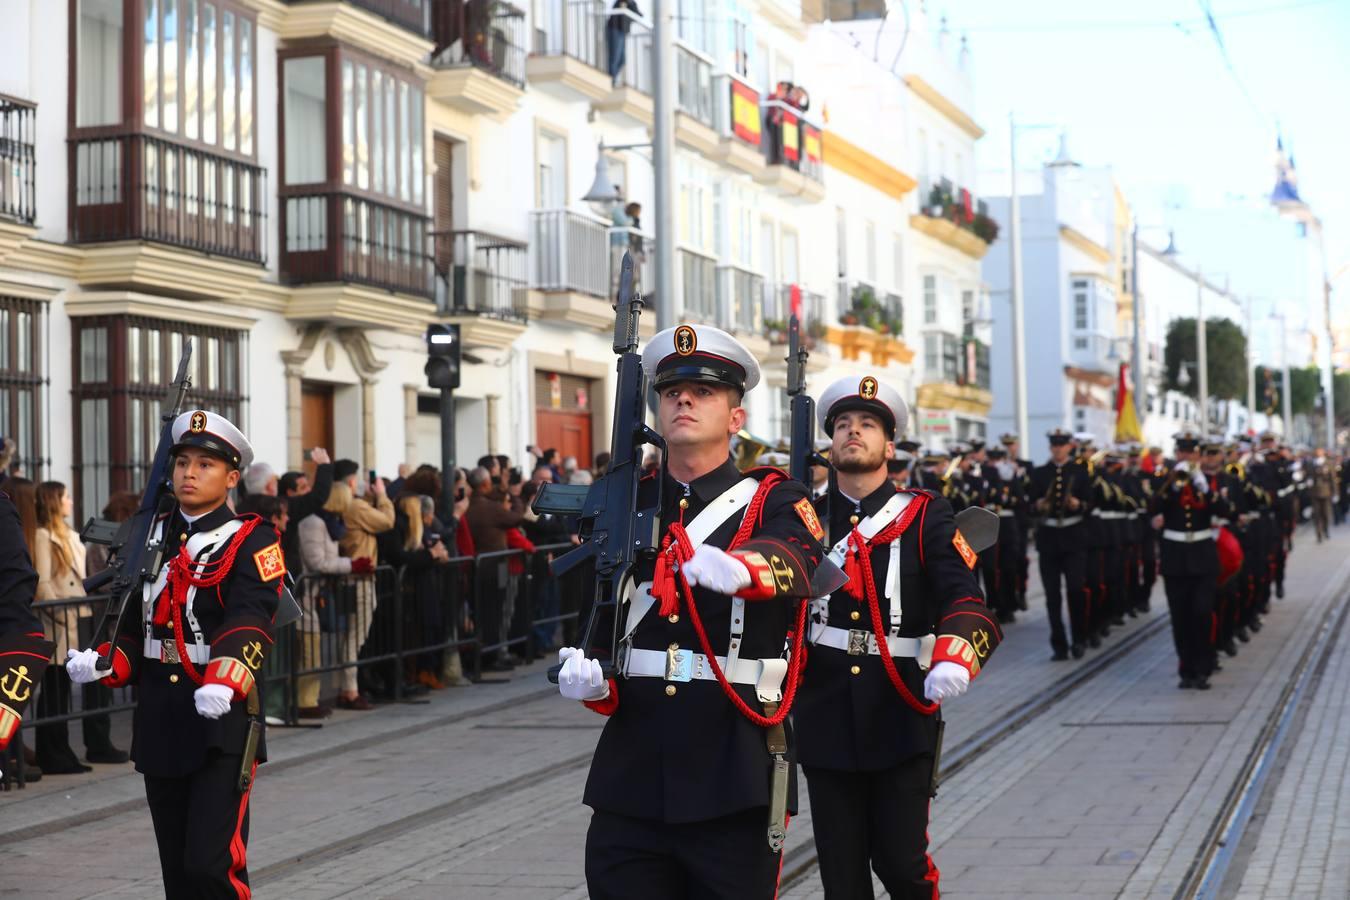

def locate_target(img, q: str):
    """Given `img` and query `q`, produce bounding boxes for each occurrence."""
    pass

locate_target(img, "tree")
[1163,317,1248,401]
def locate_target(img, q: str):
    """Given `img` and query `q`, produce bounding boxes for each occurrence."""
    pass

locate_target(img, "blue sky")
[955,0,1349,338]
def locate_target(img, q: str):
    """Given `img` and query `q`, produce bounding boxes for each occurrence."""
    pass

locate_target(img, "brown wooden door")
[536,410,592,469]
[301,382,335,479]
[434,136,456,272]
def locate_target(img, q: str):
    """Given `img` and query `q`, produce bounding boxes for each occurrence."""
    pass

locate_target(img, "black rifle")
[82,341,194,671]
[786,315,828,485]
[533,252,664,683]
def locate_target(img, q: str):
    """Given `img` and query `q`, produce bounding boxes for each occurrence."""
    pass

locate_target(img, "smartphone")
[303,448,314,462]
[368,469,377,485]
[455,487,467,502]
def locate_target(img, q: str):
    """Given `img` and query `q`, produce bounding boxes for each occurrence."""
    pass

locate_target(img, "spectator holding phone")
[465,466,527,671]
[278,447,334,577]
[333,460,393,709]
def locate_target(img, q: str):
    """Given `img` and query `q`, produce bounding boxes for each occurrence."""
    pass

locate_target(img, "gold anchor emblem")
[1,665,33,704]
[241,641,265,670]
[674,325,697,356]
[768,555,795,592]
[971,629,992,660]
[859,376,878,400]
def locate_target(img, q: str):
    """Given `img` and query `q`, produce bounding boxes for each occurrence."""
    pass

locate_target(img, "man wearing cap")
[556,324,822,899]
[1000,433,1033,611]
[67,410,282,897]
[1125,445,1158,614]
[1029,430,1093,659]
[1253,433,1293,598]
[795,374,1000,899]
[1151,431,1228,689]
[984,444,1024,624]
[0,489,56,784]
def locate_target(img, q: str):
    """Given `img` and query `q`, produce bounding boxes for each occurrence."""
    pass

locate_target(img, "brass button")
[850,665,861,676]
[679,498,689,510]
[179,533,188,542]
[850,610,861,621]
[665,685,677,696]
[169,674,179,684]
[668,614,680,624]
[850,515,860,526]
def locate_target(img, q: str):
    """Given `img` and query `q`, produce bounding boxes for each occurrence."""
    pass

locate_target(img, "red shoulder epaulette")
[741,465,789,484]
[904,487,939,500]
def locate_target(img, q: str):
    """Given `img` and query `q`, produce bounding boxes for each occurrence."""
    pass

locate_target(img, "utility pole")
[1008,113,1029,449]
[1130,219,1144,422]
[1246,295,1256,432]
[1279,313,1293,439]
[1197,266,1208,432]
[652,1,676,331]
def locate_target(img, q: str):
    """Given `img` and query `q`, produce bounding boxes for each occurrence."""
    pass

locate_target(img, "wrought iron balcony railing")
[282,190,430,295]
[0,95,36,225]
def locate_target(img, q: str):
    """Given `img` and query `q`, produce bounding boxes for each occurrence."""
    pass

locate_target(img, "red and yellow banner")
[780,110,800,162]
[730,80,761,146]
[802,124,822,165]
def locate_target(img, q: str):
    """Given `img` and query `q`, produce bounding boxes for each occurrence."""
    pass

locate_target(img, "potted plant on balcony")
[764,318,788,344]
[926,184,950,218]
[973,212,1000,245]
[839,310,859,326]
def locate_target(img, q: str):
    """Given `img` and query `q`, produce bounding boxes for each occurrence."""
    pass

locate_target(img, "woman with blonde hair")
[34,481,126,772]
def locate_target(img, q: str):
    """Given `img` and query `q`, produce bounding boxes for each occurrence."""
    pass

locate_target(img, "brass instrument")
[733,429,775,471]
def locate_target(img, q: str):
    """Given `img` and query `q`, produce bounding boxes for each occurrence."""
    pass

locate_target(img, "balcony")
[69,134,268,296]
[673,43,717,155]
[756,99,825,204]
[592,24,653,126]
[0,96,36,227]
[679,247,717,325]
[275,1,434,67]
[430,0,527,116]
[433,229,529,348]
[911,178,996,260]
[717,263,763,333]
[827,279,914,367]
[710,74,766,178]
[526,0,611,102]
[917,330,992,416]
[526,208,653,332]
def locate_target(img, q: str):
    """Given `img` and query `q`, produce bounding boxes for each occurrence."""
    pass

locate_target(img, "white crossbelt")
[143,637,211,665]
[808,624,935,668]
[1278,485,1296,497]
[1095,511,1129,520]
[996,509,1016,518]
[1162,529,1215,543]
[1211,517,1231,527]
[1040,515,1083,528]
[622,647,788,702]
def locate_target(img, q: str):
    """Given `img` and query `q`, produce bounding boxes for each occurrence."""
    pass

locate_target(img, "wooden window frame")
[0,297,46,481]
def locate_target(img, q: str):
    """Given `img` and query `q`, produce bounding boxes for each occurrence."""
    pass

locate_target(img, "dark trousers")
[605,22,627,79]
[804,758,939,900]
[586,807,783,900]
[1164,575,1216,679]
[1137,535,1157,611]
[1039,547,1086,652]
[144,751,255,900]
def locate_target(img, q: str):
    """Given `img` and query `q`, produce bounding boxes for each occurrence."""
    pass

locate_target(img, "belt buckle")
[847,629,869,656]
[665,648,693,682]
[160,641,180,664]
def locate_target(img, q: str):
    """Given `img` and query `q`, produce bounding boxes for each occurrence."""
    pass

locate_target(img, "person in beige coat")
[335,472,393,709]
[34,481,127,771]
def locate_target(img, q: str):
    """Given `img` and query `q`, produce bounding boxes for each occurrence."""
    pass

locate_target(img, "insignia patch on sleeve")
[794,498,825,541]
[253,543,286,582]
[952,529,978,569]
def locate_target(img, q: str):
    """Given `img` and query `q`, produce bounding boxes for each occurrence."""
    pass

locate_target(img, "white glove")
[557,648,610,702]
[193,683,235,719]
[680,545,752,594]
[1192,470,1209,492]
[923,661,970,703]
[66,648,112,684]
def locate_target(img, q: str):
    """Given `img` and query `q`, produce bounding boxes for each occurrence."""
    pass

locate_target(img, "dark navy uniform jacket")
[1150,469,1231,577]
[102,501,282,778]
[1028,461,1093,554]
[0,492,56,747]
[795,484,999,772]
[581,458,822,825]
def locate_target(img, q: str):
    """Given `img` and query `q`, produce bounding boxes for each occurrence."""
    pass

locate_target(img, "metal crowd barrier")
[3,543,581,788]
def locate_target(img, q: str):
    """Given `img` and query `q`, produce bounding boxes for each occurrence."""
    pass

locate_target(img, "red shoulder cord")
[664,472,808,729]
[152,518,265,686]
[844,494,938,716]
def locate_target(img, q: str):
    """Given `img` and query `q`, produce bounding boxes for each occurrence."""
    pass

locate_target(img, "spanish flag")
[1115,362,1143,443]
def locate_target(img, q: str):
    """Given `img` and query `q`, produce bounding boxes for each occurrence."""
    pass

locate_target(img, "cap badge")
[189,411,207,433]
[674,325,697,356]
[859,376,879,400]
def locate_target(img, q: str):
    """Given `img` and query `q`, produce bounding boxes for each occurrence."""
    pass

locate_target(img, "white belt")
[1096,511,1128,520]
[1041,516,1083,528]
[808,624,935,667]
[1279,485,1296,497]
[144,637,211,665]
[1162,529,1215,543]
[1212,517,1230,526]
[621,647,787,701]
[996,509,1016,518]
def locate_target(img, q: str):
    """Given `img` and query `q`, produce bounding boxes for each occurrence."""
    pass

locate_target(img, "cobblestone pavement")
[5,527,1350,899]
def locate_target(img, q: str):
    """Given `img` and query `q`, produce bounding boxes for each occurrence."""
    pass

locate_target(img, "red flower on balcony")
[959,188,974,224]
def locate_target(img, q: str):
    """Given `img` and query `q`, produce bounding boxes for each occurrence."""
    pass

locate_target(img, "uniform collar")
[835,480,896,518]
[175,501,235,535]
[665,456,743,504]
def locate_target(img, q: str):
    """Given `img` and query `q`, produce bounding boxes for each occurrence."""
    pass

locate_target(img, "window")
[961,289,974,336]
[283,57,327,185]
[536,130,566,209]
[836,208,847,277]
[732,19,750,78]
[72,316,245,522]
[865,221,877,284]
[329,52,425,204]
[924,333,940,381]
[892,233,904,292]
[1072,278,1090,330]
[923,274,938,325]
[76,0,123,127]
[0,298,45,480]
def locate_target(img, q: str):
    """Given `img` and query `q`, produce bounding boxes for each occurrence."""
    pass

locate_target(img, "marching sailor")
[556,324,823,899]
[0,489,57,783]
[67,411,281,898]
[1029,429,1093,660]
[795,375,1001,899]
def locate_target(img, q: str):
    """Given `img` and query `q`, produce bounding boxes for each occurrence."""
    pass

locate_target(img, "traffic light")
[425,324,460,390]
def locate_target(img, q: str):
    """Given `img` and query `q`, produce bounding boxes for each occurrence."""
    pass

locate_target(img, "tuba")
[733,429,775,471]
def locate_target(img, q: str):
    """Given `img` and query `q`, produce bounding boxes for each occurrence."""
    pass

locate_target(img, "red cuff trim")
[729,551,776,600]
[0,706,20,749]
[583,679,620,716]
[931,635,981,678]
[96,642,134,688]
[204,657,255,702]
